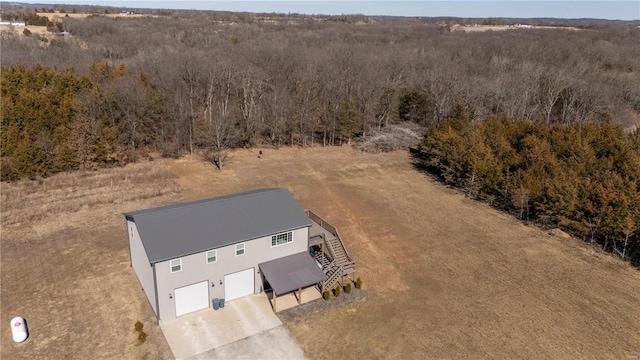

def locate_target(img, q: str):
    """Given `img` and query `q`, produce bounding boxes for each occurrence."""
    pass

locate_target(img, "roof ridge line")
[125,188,283,217]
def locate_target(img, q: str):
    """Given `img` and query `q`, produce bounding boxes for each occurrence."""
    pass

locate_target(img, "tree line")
[414,116,640,266]
[1,10,639,167]
[1,11,638,160]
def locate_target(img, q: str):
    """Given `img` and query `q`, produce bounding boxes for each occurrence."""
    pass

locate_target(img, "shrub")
[355,277,363,289]
[138,331,147,344]
[23,28,32,36]
[334,285,341,297]
[323,291,330,300]
[134,320,143,332]
[344,282,352,294]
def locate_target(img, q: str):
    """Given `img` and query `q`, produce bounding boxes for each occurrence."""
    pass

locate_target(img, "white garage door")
[224,268,254,301]
[175,281,209,317]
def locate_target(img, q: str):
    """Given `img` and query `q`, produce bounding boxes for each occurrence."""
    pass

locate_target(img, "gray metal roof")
[124,188,312,264]
[259,252,328,295]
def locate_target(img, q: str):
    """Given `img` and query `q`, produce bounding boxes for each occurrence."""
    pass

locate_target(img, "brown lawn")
[1,146,639,359]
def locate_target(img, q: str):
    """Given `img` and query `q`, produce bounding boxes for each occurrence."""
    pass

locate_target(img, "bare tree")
[199,62,239,170]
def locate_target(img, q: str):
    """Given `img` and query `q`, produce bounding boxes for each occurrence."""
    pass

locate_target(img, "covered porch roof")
[259,252,327,295]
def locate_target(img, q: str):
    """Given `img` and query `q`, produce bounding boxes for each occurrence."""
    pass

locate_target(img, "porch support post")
[273,291,277,312]
[298,287,302,304]
[322,280,325,293]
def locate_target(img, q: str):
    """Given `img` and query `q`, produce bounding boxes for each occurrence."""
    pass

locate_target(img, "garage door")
[224,268,254,301]
[175,281,209,317]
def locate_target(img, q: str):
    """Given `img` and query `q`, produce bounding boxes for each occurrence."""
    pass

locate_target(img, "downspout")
[153,264,160,324]
[128,222,133,267]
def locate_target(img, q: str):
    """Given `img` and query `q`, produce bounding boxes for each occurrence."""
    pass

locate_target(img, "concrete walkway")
[161,293,291,360]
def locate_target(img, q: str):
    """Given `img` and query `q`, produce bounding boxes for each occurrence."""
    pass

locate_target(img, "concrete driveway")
[160,293,305,359]
[188,327,305,359]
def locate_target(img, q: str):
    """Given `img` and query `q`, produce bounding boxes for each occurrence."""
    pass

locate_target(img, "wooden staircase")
[323,261,343,291]
[325,236,356,275]
[307,210,357,292]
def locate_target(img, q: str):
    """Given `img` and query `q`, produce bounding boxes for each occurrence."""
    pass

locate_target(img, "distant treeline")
[1,12,638,155]
[414,117,640,266]
[0,11,640,162]
[1,11,639,173]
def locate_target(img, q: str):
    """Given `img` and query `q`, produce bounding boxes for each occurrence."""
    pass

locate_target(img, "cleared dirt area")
[451,24,581,32]
[2,146,640,359]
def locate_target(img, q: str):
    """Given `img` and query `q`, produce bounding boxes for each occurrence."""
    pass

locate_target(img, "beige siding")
[128,220,157,316]
[155,227,309,322]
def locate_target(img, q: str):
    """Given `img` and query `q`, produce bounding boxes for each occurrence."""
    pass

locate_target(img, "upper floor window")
[235,243,245,256]
[271,231,293,247]
[206,250,217,264]
[170,258,182,273]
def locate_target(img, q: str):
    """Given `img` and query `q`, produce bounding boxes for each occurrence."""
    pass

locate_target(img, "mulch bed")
[276,287,367,323]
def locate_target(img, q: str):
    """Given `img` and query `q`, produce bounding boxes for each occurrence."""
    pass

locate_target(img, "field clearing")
[2,147,640,359]
[1,25,51,36]
[36,12,156,19]
[452,24,581,32]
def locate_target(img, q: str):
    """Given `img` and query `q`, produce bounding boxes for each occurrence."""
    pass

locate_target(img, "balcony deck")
[309,219,337,245]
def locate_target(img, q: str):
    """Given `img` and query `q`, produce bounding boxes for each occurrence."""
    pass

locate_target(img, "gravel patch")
[276,287,367,323]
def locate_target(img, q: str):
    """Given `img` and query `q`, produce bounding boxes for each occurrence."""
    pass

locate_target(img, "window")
[206,250,217,264]
[271,231,293,247]
[170,258,182,273]
[235,243,245,256]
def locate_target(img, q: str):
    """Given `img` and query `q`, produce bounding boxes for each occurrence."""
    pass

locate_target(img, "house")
[125,188,355,323]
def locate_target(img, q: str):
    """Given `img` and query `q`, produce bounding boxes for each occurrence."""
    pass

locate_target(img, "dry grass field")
[1,25,51,36]
[36,12,155,20]
[2,147,640,359]
[1,163,180,359]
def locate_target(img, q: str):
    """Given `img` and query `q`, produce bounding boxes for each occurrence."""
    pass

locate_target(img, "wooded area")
[2,9,639,169]
[414,117,640,266]
[1,7,639,264]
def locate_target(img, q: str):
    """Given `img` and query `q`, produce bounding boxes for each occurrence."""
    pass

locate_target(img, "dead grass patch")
[1,160,179,360]
[1,162,179,227]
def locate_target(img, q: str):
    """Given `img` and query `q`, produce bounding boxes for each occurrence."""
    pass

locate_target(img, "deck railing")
[306,210,338,237]
[306,209,356,279]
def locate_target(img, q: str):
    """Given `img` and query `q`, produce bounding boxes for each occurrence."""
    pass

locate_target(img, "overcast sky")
[22,1,640,20]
